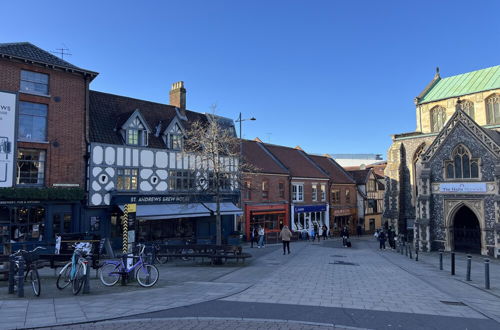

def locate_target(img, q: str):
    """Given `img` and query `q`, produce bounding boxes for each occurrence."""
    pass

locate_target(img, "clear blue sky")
[2,0,499,157]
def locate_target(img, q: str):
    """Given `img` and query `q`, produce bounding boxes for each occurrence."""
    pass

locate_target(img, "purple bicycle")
[98,244,159,287]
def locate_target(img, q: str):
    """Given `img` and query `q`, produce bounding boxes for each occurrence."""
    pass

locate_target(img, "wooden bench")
[155,244,252,264]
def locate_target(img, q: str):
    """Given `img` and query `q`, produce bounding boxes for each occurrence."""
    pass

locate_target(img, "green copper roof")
[419,65,500,104]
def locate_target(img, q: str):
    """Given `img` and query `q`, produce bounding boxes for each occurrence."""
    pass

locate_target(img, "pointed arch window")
[126,117,148,146]
[445,145,479,179]
[460,100,475,120]
[430,106,446,132]
[486,94,500,124]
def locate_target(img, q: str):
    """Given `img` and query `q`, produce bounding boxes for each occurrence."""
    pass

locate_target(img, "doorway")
[453,206,481,254]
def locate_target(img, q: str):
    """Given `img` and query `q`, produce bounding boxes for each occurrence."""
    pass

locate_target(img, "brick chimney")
[169,81,186,111]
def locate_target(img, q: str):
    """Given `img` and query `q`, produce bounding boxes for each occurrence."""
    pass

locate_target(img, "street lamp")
[235,112,256,140]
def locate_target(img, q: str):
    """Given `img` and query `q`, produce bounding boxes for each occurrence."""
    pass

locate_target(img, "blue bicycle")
[98,244,159,287]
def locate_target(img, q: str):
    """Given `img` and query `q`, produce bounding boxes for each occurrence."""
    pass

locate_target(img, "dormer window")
[164,122,183,150]
[123,115,149,146]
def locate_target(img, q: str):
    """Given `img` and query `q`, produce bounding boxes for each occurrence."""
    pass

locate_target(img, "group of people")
[374,226,396,250]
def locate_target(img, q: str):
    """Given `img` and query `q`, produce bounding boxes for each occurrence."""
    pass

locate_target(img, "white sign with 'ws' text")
[0,91,17,187]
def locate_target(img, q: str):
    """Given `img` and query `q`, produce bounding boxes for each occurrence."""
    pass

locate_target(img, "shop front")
[291,204,329,236]
[244,203,289,243]
[330,208,357,234]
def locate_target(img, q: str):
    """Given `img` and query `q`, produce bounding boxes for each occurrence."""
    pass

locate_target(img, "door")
[52,213,72,238]
[453,206,481,254]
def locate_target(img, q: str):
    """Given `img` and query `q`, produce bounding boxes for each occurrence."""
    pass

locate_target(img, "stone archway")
[452,205,481,254]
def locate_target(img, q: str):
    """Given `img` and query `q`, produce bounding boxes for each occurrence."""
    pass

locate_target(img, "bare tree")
[184,106,253,246]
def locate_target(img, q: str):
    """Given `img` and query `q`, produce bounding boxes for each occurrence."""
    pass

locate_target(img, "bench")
[154,244,252,264]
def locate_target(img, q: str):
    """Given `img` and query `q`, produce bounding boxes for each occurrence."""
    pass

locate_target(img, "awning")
[119,203,211,220]
[202,202,243,216]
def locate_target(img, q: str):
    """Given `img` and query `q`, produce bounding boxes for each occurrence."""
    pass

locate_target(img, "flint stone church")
[385,65,500,257]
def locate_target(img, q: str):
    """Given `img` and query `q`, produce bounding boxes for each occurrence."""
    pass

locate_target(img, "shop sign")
[0,91,17,188]
[113,194,238,205]
[439,182,487,193]
[294,204,327,213]
[0,200,42,205]
[333,208,353,216]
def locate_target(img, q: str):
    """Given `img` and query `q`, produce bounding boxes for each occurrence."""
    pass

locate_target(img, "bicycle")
[151,241,168,264]
[56,242,92,295]
[10,246,46,297]
[99,244,159,288]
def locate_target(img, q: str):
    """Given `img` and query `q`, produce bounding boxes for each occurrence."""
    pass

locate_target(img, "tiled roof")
[347,169,372,185]
[241,140,289,175]
[0,42,97,76]
[89,90,208,148]
[261,144,329,179]
[418,65,500,104]
[307,155,355,184]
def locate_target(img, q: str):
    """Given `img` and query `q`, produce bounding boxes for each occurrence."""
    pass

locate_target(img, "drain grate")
[440,301,467,306]
[330,255,346,258]
[329,261,359,266]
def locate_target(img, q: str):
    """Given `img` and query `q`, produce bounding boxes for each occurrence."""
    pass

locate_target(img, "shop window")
[168,170,195,190]
[312,184,317,202]
[292,183,304,202]
[117,168,138,190]
[18,102,47,142]
[331,189,340,204]
[278,182,285,199]
[345,189,351,203]
[17,149,45,186]
[320,184,326,201]
[262,179,269,199]
[243,181,252,200]
[10,206,45,242]
[445,144,479,179]
[250,213,281,231]
[430,106,446,132]
[486,94,500,124]
[20,70,49,95]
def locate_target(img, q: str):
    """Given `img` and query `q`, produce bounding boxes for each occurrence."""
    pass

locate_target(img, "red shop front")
[244,204,289,243]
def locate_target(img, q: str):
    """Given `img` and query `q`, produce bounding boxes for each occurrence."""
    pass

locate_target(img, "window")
[459,100,475,120]
[20,70,49,95]
[244,181,252,200]
[126,118,148,146]
[16,149,45,185]
[208,172,231,191]
[262,179,269,199]
[345,189,351,203]
[331,189,340,203]
[18,102,47,142]
[165,123,183,150]
[367,179,376,192]
[486,94,500,124]
[312,184,317,202]
[117,168,138,190]
[292,183,304,202]
[445,145,479,179]
[168,170,195,190]
[430,106,446,132]
[278,182,285,199]
[320,184,326,201]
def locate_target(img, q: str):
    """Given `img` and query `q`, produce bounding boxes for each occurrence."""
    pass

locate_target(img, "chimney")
[169,81,186,111]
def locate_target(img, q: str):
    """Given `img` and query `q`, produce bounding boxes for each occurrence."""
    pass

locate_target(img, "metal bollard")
[451,252,455,276]
[405,245,408,256]
[409,246,413,259]
[121,254,128,286]
[416,249,419,261]
[439,251,443,270]
[8,256,15,294]
[485,259,490,289]
[83,259,90,294]
[17,258,24,298]
[466,255,471,281]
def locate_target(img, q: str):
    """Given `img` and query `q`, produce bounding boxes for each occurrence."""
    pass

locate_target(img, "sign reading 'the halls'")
[439,182,488,193]
[0,91,17,188]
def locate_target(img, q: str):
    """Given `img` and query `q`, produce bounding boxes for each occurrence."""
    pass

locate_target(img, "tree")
[184,108,244,246]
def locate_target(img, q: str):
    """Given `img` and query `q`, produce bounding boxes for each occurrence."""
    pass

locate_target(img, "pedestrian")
[379,230,386,250]
[258,225,265,248]
[313,224,320,242]
[279,225,292,254]
[250,226,256,248]
[341,226,349,247]
[388,227,396,249]
[356,224,362,237]
[321,225,328,240]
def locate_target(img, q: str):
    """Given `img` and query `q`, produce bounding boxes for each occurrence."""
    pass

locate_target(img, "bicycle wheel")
[28,267,41,297]
[99,263,121,286]
[135,264,159,287]
[72,261,85,295]
[56,262,72,290]
[181,248,193,261]
[155,255,168,264]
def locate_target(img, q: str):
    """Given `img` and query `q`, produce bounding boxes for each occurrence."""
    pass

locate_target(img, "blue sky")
[2,0,499,157]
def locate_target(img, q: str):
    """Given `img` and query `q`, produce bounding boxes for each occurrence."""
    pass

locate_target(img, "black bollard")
[416,249,419,261]
[485,259,490,289]
[17,258,24,298]
[451,252,455,276]
[405,245,408,257]
[409,246,413,259]
[121,254,128,286]
[439,251,443,270]
[8,256,15,294]
[83,259,90,294]
[466,255,471,281]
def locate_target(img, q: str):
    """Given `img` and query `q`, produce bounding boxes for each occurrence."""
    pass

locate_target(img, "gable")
[121,109,151,133]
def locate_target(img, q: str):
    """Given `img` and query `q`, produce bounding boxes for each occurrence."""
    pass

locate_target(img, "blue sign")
[294,205,327,213]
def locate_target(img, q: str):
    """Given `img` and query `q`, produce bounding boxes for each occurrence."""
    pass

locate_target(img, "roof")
[241,140,289,175]
[307,154,355,184]
[0,42,98,77]
[261,144,329,179]
[418,65,500,104]
[89,90,208,148]
[347,169,372,185]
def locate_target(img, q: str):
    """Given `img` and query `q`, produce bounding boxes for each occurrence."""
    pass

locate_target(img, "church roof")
[418,65,500,105]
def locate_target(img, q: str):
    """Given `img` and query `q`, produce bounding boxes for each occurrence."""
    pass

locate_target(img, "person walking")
[313,224,320,242]
[250,226,256,248]
[388,227,396,249]
[356,224,362,237]
[379,230,387,250]
[279,225,292,254]
[341,226,349,247]
[258,225,265,248]
[321,225,328,240]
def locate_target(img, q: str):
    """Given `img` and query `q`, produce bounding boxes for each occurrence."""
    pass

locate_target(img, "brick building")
[0,42,97,253]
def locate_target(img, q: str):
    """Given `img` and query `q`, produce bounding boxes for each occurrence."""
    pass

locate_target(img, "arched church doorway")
[453,206,481,254]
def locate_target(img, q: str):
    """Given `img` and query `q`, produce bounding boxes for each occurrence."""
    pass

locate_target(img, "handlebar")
[11,246,46,256]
